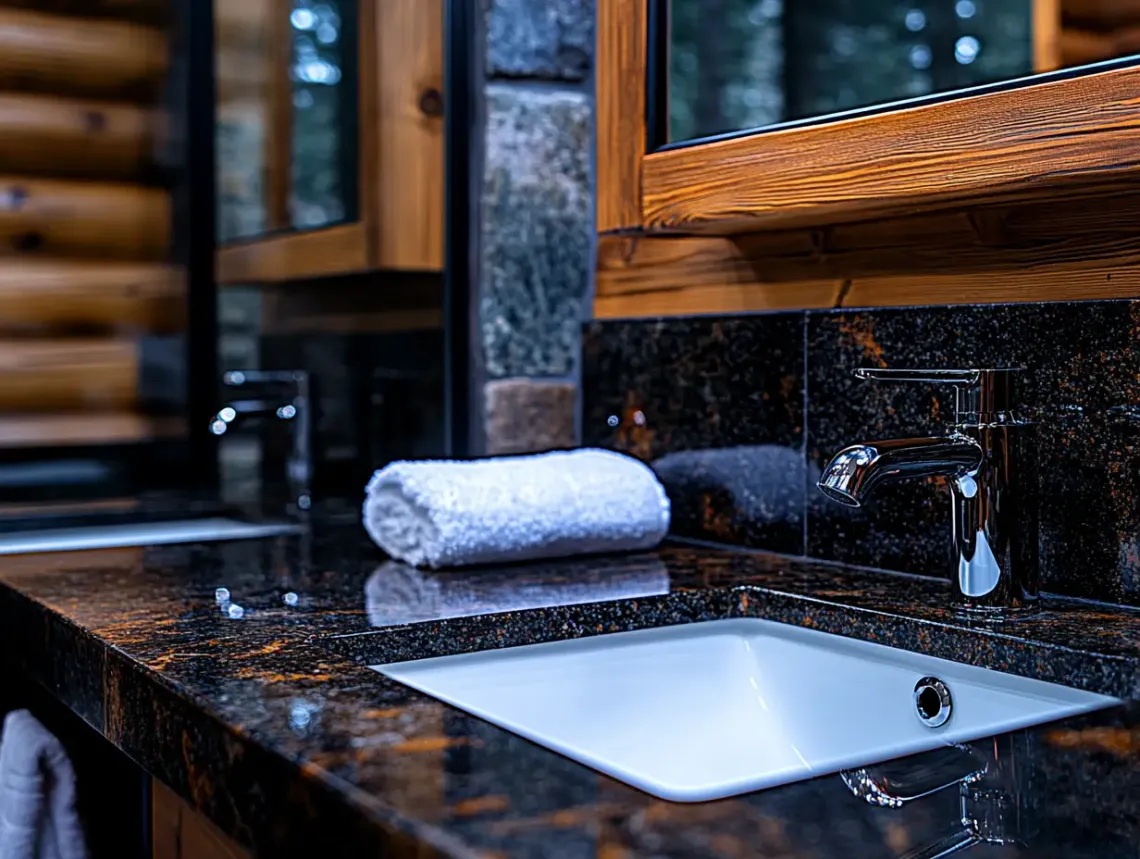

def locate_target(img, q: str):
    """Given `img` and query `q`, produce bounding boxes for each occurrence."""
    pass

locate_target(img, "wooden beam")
[596,0,647,232]
[595,190,1140,317]
[0,413,178,448]
[0,93,154,180]
[0,259,182,332]
[0,8,166,98]
[0,339,138,411]
[370,0,444,270]
[0,177,169,260]
[0,1,165,25]
[152,778,252,859]
[640,64,1140,235]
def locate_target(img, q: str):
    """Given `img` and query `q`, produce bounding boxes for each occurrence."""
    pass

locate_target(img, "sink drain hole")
[914,677,952,727]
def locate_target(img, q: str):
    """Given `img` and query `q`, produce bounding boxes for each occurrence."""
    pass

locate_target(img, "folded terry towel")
[363,449,671,567]
[0,710,87,859]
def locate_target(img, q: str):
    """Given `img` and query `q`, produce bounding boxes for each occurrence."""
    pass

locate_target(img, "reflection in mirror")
[216,0,357,242]
[289,0,356,230]
[667,0,1140,143]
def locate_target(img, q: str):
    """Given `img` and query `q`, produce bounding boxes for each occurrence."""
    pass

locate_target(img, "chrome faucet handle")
[855,367,1023,424]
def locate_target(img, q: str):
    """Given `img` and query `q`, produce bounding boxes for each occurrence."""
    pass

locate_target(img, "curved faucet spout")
[817,436,982,508]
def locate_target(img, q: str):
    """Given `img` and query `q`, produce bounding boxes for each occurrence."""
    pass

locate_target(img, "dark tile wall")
[582,301,1140,607]
[261,330,445,500]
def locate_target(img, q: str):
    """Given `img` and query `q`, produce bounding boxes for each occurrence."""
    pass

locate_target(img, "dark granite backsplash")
[582,301,1140,607]
[261,329,445,498]
[582,315,806,554]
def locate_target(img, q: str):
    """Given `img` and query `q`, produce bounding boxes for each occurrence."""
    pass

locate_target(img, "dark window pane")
[667,0,1132,144]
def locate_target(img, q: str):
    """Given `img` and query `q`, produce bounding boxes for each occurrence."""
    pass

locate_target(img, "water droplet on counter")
[215,587,230,604]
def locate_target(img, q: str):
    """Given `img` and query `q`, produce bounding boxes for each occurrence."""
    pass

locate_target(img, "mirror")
[666,0,1140,144]
[216,0,358,242]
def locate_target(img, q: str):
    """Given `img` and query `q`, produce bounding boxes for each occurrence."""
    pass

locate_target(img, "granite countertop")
[0,522,1138,858]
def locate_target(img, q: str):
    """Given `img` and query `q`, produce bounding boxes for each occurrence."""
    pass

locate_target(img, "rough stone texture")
[480,84,592,379]
[485,0,593,81]
[484,377,577,455]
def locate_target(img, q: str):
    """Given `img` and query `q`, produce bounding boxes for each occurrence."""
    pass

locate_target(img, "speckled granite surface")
[1,524,1138,858]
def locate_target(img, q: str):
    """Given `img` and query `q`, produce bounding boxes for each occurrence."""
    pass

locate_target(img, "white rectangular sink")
[373,618,1118,802]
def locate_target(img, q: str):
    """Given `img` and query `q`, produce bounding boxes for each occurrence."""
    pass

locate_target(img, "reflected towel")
[652,444,813,528]
[363,449,671,568]
[0,710,87,859]
[365,558,671,625]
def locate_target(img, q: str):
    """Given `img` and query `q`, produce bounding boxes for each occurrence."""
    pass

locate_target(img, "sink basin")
[373,618,1118,802]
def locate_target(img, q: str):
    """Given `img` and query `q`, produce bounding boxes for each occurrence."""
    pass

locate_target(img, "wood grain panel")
[0,339,137,411]
[0,93,153,179]
[596,0,647,232]
[841,263,1140,308]
[640,64,1140,235]
[1,1,164,24]
[1034,0,1063,71]
[0,260,181,332]
[217,222,369,283]
[0,8,166,97]
[595,190,1140,317]
[0,177,169,259]
[153,778,252,859]
[371,0,444,270]
[594,280,843,319]
[0,414,176,448]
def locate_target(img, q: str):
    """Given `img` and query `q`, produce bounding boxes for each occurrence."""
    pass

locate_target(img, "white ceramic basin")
[373,618,1118,802]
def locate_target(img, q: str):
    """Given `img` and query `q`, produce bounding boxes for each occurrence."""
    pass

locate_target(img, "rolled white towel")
[363,449,671,568]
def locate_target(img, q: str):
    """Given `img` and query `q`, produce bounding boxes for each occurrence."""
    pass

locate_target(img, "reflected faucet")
[818,369,1038,614]
[209,370,312,513]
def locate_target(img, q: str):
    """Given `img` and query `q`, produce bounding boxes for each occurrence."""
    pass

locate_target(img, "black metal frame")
[644,0,671,153]
[169,0,219,496]
[335,0,362,225]
[443,0,478,458]
[646,2,1140,153]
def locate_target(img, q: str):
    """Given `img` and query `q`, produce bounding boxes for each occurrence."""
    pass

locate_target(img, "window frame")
[595,0,1140,318]
[599,0,1140,235]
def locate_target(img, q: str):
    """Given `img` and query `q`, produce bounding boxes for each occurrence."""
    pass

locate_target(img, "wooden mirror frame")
[596,0,1140,318]
[217,0,443,284]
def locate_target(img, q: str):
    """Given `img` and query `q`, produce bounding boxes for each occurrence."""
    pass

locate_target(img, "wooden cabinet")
[216,0,444,284]
[595,0,1140,318]
[152,779,252,859]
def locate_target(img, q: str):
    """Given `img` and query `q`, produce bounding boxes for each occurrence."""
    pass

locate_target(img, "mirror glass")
[666,0,1140,144]
[216,0,358,242]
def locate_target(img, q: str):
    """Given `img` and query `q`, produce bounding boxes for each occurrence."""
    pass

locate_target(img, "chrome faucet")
[818,369,1038,614]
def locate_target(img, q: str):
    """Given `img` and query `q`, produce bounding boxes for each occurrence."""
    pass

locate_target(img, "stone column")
[476,0,593,455]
